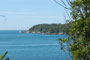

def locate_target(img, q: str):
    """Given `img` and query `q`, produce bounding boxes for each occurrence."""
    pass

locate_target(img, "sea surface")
[0,30,71,60]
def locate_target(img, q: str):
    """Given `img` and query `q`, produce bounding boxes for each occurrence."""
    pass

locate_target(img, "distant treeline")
[28,23,72,34]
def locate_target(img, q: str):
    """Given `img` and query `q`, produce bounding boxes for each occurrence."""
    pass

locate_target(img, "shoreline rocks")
[24,30,64,35]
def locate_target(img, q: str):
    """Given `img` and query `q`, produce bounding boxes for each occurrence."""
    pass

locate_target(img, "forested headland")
[27,23,72,35]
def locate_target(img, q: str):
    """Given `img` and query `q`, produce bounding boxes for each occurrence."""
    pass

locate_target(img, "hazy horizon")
[0,0,69,30]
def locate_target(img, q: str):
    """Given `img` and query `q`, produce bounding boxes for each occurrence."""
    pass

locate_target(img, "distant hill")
[27,23,72,34]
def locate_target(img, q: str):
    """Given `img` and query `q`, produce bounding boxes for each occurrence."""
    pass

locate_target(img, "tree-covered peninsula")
[28,23,72,34]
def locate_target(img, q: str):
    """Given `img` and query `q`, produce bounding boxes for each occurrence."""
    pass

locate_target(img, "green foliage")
[29,23,72,34]
[69,18,90,60]
[57,0,90,60]
[0,51,9,60]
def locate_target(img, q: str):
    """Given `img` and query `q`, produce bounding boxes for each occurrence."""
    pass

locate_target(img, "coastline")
[21,30,65,35]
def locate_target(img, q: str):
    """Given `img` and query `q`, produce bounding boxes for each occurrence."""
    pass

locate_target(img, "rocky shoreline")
[21,30,64,35]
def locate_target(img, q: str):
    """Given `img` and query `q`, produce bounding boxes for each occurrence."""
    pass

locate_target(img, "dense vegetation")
[55,0,90,60]
[29,23,72,34]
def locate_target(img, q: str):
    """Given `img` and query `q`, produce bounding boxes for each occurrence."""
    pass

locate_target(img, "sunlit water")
[0,30,71,60]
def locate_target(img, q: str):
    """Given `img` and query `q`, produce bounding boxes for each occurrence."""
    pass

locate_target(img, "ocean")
[0,30,71,60]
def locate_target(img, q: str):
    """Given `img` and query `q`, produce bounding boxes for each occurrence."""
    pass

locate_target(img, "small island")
[25,23,72,35]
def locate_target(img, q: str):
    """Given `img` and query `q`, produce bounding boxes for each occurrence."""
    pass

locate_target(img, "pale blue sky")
[0,0,68,30]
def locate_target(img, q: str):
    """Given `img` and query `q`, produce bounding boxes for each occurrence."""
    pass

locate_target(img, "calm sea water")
[0,30,71,60]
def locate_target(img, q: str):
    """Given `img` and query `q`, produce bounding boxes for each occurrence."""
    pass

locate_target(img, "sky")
[0,0,68,30]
